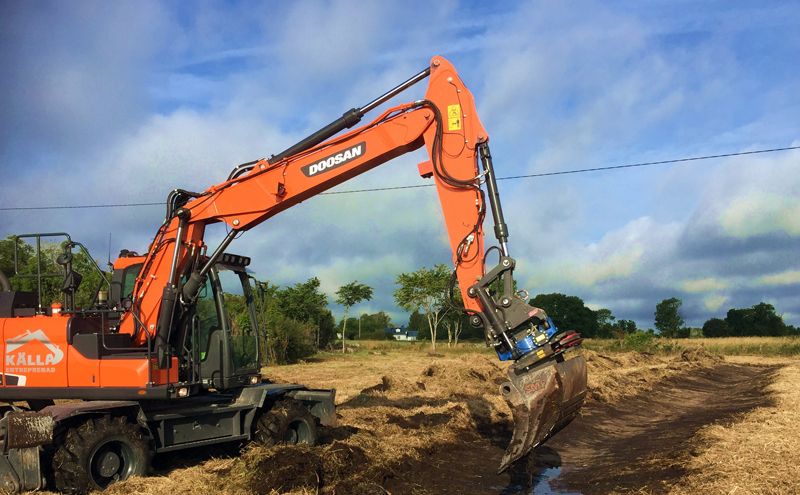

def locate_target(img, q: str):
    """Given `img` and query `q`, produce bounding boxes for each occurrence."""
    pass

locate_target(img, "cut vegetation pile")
[89,345,788,495]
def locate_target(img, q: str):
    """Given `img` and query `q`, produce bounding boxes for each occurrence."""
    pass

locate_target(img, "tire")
[254,399,317,447]
[52,415,152,493]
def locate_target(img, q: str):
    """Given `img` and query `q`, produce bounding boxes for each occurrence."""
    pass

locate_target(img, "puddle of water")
[529,467,582,495]
[497,466,581,495]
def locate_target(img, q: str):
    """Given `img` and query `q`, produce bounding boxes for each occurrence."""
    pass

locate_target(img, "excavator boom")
[118,56,587,471]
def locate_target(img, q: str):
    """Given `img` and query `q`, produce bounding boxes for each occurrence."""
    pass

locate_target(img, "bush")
[624,330,655,350]
[267,316,316,365]
[366,329,391,340]
[583,331,681,354]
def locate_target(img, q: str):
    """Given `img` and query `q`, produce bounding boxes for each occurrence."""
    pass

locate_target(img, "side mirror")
[56,253,72,265]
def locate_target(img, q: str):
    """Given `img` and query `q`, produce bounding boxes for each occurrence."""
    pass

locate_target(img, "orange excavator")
[0,56,587,492]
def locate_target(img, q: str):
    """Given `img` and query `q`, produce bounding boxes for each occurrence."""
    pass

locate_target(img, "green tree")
[654,297,684,337]
[441,287,468,347]
[70,250,111,309]
[336,317,359,339]
[442,309,470,347]
[594,308,616,339]
[394,264,451,352]
[528,293,599,338]
[407,310,427,336]
[317,309,336,347]
[617,319,638,334]
[246,278,318,364]
[0,236,30,280]
[276,277,328,322]
[368,328,392,340]
[275,277,329,347]
[340,311,392,340]
[0,237,111,309]
[725,303,787,337]
[335,281,373,352]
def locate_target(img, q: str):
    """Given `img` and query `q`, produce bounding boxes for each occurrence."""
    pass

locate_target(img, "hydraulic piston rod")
[268,67,431,164]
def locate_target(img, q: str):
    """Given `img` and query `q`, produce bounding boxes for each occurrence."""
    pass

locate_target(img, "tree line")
[392,266,799,343]
[3,236,797,367]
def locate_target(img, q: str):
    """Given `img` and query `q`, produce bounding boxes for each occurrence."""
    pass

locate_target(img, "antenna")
[107,233,112,269]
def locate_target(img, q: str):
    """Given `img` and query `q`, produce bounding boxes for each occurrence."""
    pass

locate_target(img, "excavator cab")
[186,256,262,391]
[109,251,265,393]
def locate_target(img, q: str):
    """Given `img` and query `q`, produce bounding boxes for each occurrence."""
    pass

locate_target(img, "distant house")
[382,326,418,341]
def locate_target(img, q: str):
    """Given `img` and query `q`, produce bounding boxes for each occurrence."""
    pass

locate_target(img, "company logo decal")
[5,329,64,374]
[523,379,547,394]
[301,142,366,177]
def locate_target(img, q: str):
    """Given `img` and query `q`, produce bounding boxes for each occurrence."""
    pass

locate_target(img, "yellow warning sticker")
[447,104,461,118]
[447,104,461,131]
[537,349,546,359]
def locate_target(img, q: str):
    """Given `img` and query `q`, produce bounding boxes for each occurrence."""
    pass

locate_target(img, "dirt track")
[380,363,777,494]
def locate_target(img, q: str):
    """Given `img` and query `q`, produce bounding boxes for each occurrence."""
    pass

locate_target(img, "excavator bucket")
[498,354,587,473]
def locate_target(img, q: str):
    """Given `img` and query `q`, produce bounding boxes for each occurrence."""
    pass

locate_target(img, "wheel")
[254,399,317,447]
[52,415,152,493]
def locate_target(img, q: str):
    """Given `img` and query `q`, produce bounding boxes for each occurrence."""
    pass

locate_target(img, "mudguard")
[498,354,587,472]
[0,411,53,493]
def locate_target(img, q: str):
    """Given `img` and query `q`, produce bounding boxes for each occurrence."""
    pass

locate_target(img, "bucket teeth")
[498,355,587,473]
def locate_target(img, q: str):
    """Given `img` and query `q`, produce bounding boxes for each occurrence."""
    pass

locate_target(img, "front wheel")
[52,415,152,493]
[254,399,316,447]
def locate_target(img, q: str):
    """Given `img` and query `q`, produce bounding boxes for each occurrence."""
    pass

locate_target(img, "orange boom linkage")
[122,57,489,349]
[0,57,586,492]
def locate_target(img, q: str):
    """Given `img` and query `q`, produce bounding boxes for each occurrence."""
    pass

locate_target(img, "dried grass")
[586,336,800,357]
[26,346,788,495]
[668,357,800,495]
[102,458,245,495]
[679,337,800,357]
[582,348,698,404]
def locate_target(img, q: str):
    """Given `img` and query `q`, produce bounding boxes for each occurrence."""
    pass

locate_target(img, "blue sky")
[1,0,799,330]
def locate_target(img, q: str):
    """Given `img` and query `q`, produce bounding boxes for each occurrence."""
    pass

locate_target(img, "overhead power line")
[0,202,163,211]
[497,146,800,180]
[2,145,798,211]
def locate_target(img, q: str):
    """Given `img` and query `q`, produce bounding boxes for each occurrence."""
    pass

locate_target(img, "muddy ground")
[93,348,781,495]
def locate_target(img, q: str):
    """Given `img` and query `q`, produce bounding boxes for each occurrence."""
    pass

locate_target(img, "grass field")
[581,335,800,357]
[331,334,800,358]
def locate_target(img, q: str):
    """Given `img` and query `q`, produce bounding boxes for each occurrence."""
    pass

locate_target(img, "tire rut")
[385,363,778,495]
[542,363,778,494]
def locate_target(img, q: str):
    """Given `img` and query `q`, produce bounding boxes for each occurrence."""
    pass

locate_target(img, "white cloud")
[703,295,727,311]
[687,145,800,240]
[525,216,680,290]
[570,250,643,287]
[759,270,800,286]
[682,278,728,293]
[720,194,800,237]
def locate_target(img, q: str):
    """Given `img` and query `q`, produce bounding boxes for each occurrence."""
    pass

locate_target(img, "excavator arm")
[120,56,587,472]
